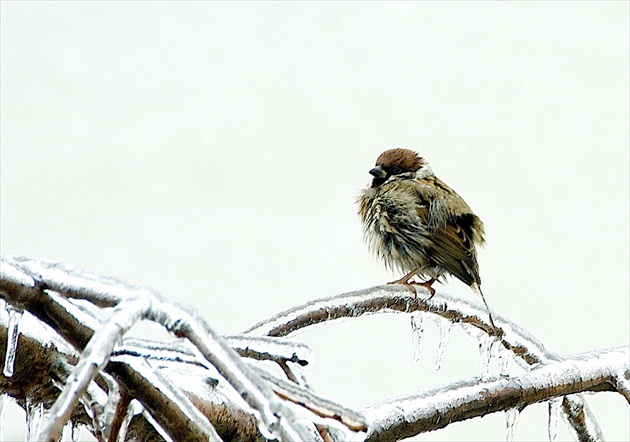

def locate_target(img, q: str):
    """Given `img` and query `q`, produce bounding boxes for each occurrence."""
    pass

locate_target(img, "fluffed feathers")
[358,148,495,330]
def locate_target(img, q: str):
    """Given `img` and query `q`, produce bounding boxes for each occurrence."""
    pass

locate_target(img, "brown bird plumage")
[357,148,496,330]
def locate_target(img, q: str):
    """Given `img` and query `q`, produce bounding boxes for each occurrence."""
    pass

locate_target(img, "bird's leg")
[388,268,425,297]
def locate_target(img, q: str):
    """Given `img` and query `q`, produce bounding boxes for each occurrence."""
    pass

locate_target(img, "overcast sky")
[1,2,628,441]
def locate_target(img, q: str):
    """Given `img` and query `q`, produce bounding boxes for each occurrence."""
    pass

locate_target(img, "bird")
[357,148,496,330]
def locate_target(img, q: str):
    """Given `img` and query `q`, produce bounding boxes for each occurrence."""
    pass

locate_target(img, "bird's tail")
[471,283,497,332]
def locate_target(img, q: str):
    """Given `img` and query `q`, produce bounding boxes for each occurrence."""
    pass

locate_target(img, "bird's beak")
[369,166,387,179]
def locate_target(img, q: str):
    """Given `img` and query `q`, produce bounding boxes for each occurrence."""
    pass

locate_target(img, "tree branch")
[363,346,627,441]
[1,256,627,442]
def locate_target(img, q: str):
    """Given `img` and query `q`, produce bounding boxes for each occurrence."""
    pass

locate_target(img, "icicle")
[410,313,425,365]
[433,318,453,372]
[71,423,81,442]
[78,393,103,441]
[117,399,143,442]
[25,400,46,442]
[3,305,24,377]
[0,394,6,442]
[286,361,312,389]
[59,421,81,442]
[498,345,513,377]
[61,422,74,441]
[477,334,498,379]
[255,416,278,441]
[548,398,562,441]
[505,408,520,442]
[460,322,482,339]
[100,374,121,440]
[142,410,175,442]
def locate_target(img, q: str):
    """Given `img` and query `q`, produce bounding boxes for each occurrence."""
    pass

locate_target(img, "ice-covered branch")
[0,256,355,441]
[38,296,152,441]
[1,256,627,441]
[244,285,550,364]
[7,257,132,308]
[363,346,628,441]
[146,299,317,441]
[561,394,605,442]
[244,285,624,440]
[1,260,221,440]
[247,364,368,432]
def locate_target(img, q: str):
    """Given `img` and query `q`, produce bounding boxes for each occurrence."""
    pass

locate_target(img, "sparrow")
[357,148,496,330]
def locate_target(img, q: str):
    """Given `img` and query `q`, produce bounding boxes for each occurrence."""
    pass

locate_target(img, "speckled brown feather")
[358,149,484,283]
[358,148,495,329]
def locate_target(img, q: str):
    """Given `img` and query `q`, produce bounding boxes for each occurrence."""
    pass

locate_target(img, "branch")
[0,256,358,441]
[0,258,220,441]
[244,285,626,440]
[245,285,556,364]
[2,257,626,442]
[39,296,153,441]
[363,346,628,441]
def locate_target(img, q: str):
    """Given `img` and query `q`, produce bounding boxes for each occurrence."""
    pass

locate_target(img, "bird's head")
[369,148,431,188]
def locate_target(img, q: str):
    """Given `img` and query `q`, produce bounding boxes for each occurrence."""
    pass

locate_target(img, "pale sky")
[1,2,628,441]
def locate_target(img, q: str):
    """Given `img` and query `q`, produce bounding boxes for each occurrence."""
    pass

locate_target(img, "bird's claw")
[388,277,437,299]
[387,280,418,297]
[411,278,437,298]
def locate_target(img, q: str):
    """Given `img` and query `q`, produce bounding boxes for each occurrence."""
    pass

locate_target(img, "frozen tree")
[0,255,628,442]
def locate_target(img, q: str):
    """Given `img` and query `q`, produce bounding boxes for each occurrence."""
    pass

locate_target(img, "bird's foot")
[388,276,437,299]
[387,278,418,297]
[410,278,437,298]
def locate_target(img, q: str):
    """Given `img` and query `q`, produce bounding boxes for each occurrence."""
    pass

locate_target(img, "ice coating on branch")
[505,408,520,442]
[151,301,327,442]
[285,361,312,387]
[77,386,106,440]
[0,395,6,442]
[410,313,425,365]
[548,398,562,441]
[99,374,120,440]
[10,257,136,306]
[614,369,630,401]
[0,256,36,287]
[116,355,222,440]
[244,286,417,336]
[117,400,143,442]
[46,291,105,330]
[254,413,278,441]
[25,401,46,442]
[290,400,364,442]
[142,411,175,442]
[248,363,369,433]
[151,299,315,440]
[61,421,78,442]
[226,335,315,367]
[243,283,560,376]
[36,297,151,442]
[3,305,23,377]
[433,317,453,372]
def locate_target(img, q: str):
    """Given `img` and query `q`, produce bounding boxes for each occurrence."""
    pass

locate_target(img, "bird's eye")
[393,167,403,174]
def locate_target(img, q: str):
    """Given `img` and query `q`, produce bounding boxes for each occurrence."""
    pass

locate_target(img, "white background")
[1,2,628,441]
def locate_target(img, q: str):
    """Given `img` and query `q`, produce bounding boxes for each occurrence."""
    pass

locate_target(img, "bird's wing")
[410,177,485,286]
[426,177,473,222]
[430,218,481,286]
